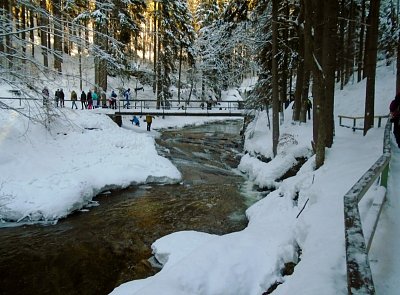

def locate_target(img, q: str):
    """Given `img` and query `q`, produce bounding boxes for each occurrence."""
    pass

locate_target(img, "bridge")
[113,99,247,117]
[105,99,247,126]
[0,95,247,118]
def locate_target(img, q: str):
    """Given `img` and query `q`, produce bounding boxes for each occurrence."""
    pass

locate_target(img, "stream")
[0,119,258,295]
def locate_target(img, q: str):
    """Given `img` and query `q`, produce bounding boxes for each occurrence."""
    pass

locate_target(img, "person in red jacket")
[389,93,400,147]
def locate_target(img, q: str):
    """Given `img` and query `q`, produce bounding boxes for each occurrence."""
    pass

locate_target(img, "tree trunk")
[300,68,310,122]
[0,0,5,54]
[294,4,305,122]
[40,0,48,68]
[153,0,157,94]
[397,0,400,93]
[357,0,366,82]
[363,0,380,135]
[293,56,304,121]
[142,19,146,61]
[301,0,312,124]
[63,16,70,55]
[306,0,326,168]
[79,48,82,91]
[322,0,338,148]
[29,1,35,57]
[94,3,108,92]
[5,0,13,69]
[21,3,26,60]
[345,0,355,85]
[338,0,345,89]
[272,0,280,157]
[279,0,290,123]
[363,6,372,79]
[397,30,400,93]
[53,0,63,74]
[177,43,183,103]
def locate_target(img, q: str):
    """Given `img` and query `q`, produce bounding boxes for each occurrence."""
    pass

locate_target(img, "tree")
[363,0,381,135]
[303,0,338,168]
[322,0,338,148]
[272,0,279,156]
[53,0,62,73]
[0,0,136,129]
[39,0,49,68]
[154,0,195,108]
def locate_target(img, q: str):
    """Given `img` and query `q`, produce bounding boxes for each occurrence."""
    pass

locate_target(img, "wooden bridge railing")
[343,119,392,294]
[338,115,389,131]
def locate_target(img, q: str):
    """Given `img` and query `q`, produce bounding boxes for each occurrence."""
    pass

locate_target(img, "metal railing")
[343,119,391,294]
[0,97,247,114]
[115,99,247,117]
[117,99,245,111]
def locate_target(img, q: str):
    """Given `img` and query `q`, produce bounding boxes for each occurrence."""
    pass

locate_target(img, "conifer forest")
[1,0,399,166]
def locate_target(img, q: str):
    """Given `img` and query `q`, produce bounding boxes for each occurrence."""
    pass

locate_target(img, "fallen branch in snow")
[296,198,309,219]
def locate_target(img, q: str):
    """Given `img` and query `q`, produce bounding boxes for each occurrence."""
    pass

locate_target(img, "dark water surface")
[0,120,251,295]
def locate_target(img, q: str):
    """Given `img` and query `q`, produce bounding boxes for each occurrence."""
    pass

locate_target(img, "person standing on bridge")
[110,90,117,109]
[54,89,60,107]
[390,93,400,147]
[92,90,98,108]
[145,114,153,131]
[123,88,131,109]
[59,89,65,108]
[101,90,107,108]
[80,90,87,109]
[87,90,93,109]
[70,90,78,109]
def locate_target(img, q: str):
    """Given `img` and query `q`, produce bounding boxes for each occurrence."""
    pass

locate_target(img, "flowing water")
[0,119,254,295]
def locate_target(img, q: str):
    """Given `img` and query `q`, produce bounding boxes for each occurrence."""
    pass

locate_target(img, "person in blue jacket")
[130,115,140,126]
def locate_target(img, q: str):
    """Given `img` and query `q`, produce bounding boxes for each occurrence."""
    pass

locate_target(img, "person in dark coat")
[306,98,312,120]
[71,90,78,109]
[145,114,153,131]
[59,89,65,108]
[54,89,60,107]
[80,91,87,109]
[390,93,400,147]
[87,90,93,109]
[110,90,117,109]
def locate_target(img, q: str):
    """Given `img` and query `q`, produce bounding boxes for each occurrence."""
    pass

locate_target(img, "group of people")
[42,87,121,110]
[54,89,66,107]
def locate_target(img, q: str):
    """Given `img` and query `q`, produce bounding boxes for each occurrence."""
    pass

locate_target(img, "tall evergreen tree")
[272,0,279,156]
[364,0,381,135]
[53,0,62,73]
[154,0,195,107]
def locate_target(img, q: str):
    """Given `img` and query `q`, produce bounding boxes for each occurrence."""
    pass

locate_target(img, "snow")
[1,65,399,294]
[0,107,182,224]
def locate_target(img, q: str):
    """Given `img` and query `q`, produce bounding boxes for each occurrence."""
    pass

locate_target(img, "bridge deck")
[115,110,245,117]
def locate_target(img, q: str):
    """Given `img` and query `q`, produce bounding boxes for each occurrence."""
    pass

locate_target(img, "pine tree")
[156,0,195,108]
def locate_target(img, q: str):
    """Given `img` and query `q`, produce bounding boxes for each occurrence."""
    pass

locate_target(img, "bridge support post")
[108,114,122,127]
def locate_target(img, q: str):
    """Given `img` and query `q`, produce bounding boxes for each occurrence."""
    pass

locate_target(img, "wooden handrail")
[343,119,392,294]
[338,115,389,131]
